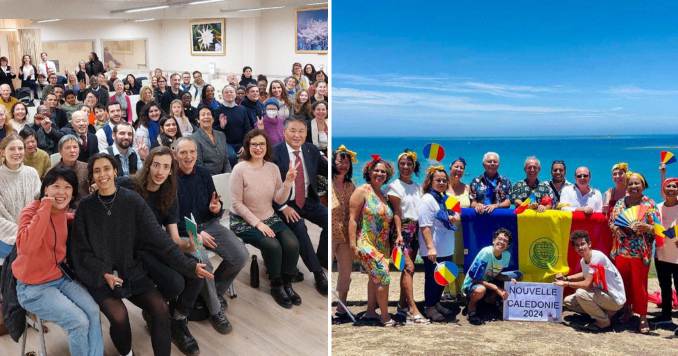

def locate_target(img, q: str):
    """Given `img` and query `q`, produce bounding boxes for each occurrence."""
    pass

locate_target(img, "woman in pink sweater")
[229,128,300,309]
[13,167,103,356]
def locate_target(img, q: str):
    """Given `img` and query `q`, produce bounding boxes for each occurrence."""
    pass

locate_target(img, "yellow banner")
[517,210,573,282]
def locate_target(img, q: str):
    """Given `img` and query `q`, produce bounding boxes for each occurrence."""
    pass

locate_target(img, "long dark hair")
[269,80,290,107]
[158,116,182,147]
[138,102,163,129]
[87,152,118,184]
[332,150,353,182]
[40,167,79,209]
[132,146,177,216]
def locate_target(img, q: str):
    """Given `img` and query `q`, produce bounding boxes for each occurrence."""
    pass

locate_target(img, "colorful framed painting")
[296,6,328,54]
[190,19,225,56]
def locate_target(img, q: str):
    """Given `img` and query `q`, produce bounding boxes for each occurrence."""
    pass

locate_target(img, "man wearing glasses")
[558,166,603,213]
[470,152,512,214]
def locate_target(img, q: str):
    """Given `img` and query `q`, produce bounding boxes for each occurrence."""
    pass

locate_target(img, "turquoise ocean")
[332,135,678,202]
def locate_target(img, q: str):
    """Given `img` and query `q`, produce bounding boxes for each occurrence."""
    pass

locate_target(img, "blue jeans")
[17,277,103,356]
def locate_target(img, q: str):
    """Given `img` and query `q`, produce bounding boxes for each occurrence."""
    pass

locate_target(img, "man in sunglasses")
[558,166,603,214]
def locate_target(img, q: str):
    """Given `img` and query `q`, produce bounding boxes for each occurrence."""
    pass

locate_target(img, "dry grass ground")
[332,271,678,355]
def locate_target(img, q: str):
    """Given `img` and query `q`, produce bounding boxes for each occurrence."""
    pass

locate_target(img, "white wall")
[30,8,327,79]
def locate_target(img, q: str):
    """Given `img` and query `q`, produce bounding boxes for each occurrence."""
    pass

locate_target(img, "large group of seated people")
[0,50,329,356]
[332,146,678,335]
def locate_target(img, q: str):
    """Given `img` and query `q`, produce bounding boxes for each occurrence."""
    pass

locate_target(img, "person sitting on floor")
[555,230,626,332]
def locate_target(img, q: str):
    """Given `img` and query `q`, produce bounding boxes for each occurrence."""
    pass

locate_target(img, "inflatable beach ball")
[433,261,459,286]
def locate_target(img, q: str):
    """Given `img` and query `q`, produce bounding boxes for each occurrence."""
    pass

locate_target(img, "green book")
[184,213,203,259]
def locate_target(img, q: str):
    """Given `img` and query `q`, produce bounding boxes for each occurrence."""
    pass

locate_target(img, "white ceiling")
[0,0,327,21]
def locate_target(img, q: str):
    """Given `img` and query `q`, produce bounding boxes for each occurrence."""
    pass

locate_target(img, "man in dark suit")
[273,117,328,295]
[60,110,98,163]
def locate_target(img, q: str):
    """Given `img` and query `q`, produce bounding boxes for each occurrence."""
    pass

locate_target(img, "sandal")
[407,313,431,325]
[639,319,650,334]
[381,318,396,327]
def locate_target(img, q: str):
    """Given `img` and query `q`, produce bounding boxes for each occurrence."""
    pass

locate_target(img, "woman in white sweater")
[0,134,41,263]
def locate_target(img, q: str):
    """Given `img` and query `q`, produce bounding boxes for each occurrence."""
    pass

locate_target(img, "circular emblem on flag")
[529,237,558,270]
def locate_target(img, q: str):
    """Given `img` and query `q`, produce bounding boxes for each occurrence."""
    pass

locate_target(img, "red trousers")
[614,255,649,316]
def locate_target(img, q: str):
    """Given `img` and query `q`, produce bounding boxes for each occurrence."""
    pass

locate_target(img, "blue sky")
[332,1,678,137]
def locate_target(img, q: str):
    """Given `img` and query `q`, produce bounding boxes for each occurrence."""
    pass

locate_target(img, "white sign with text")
[502,281,563,322]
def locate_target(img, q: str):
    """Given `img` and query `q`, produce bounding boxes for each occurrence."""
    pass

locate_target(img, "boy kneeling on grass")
[462,228,521,325]
[554,230,626,332]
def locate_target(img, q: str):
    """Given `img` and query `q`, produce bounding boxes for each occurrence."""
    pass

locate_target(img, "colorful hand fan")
[422,143,445,162]
[661,151,676,165]
[514,193,535,214]
[433,261,459,286]
[391,246,405,271]
[614,206,648,228]
[445,195,461,213]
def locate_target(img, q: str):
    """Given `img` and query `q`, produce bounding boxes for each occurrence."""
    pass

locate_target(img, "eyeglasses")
[576,174,589,178]
[434,179,448,184]
[250,143,266,148]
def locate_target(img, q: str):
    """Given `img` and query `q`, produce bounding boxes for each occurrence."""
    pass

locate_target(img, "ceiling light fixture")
[306,2,327,5]
[188,0,225,5]
[134,18,156,22]
[37,19,62,23]
[124,5,170,13]
[237,6,285,12]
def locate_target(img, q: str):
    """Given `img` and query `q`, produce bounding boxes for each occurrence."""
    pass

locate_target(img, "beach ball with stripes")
[434,261,459,286]
[423,143,445,162]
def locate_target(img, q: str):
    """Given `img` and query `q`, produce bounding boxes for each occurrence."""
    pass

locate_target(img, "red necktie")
[293,150,305,208]
[81,134,87,148]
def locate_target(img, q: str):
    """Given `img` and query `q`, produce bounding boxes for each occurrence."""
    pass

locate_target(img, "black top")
[240,97,264,128]
[0,66,16,92]
[177,165,222,236]
[71,187,196,289]
[214,104,251,149]
[160,88,185,115]
[85,59,105,77]
[239,77,257,88]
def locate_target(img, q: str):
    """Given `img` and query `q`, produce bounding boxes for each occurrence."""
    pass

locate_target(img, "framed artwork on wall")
[190,19,225,56]
[295,6,328,54]
[100,39,148,70]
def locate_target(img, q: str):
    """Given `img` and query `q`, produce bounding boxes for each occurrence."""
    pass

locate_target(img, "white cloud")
[606,85,678,97]
[333,87,585,114]
[334,73,571,98]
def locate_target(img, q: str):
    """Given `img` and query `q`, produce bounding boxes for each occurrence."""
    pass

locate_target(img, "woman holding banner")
[447,157,471,299]
[348,155,395,326]
[609,171,657,334]
[418,165,459,322]
[387,149,428,324]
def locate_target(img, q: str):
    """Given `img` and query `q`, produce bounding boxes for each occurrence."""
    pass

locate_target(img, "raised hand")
[256,116,264,129]
[285,160,298,184]
[209,191,221,214]
[219,113,228,129]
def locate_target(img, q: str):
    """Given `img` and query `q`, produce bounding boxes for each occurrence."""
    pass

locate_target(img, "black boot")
[283,274,302,306]
[171,317,200,355]
[271,278,292,309]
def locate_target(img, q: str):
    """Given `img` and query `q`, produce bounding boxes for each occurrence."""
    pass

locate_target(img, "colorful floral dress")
[609,196,659,266]
[357,185,394,286]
